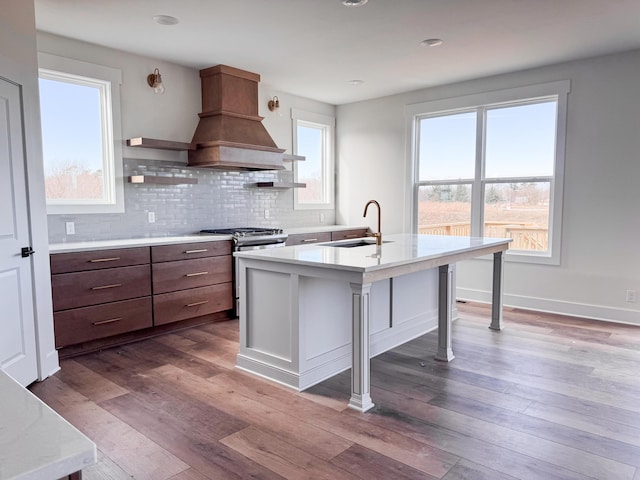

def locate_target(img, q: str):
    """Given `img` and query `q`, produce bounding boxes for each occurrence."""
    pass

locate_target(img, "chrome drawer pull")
[89,257,121,263]
[345,234,359,238]
[91,283,122,290]
[302,238,318,243]
[93,317,122,326]
[184,249,208,254]
[185,271,209,277]
[186,300,209,307]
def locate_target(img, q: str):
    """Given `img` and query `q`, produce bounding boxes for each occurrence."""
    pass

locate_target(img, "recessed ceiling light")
[348,79,364,86]
[153,15,179,26]
[341,0,368,6]
[421,38,444,47]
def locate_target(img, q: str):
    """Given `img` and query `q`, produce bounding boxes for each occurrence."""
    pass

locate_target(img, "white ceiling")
[34,0,640,105]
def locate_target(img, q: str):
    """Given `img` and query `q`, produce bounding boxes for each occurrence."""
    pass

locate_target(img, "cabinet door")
[153,283,233,325]
[152,256,232,294]
[50,247,149,274]
[286,232,331,246]
[54,297,152,348]
[51,265,151,311]
[151,241,232,263]
[330,229,369,241]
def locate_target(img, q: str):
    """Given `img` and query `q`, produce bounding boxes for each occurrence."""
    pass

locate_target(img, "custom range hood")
[187,65,285,171]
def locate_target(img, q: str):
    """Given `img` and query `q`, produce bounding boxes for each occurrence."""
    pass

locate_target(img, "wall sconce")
[267,96,280,111]
[147,68,165,94]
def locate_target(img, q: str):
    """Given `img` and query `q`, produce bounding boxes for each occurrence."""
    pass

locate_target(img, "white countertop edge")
[234,234,512,273]
[0,371,97,480]
[48,226,369,253]
[49,234,233,254]
[21,446,97,480]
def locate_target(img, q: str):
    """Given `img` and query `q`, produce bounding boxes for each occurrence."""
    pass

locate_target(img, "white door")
[0,77,38,386]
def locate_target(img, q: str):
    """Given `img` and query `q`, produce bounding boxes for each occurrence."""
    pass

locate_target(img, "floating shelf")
[126,137,192,151]
[245,182,306,189]
[282,154,305,162]
[128,175,198,185]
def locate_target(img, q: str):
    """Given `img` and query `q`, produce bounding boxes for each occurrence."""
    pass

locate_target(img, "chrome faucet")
[363,200,382,246]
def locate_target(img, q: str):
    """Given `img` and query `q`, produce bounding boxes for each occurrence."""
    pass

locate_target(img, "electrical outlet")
[147,211,156,223]
[626,289,637,303]
[264,209,270,219]
[65,222,75,235]
[320,213,325,223]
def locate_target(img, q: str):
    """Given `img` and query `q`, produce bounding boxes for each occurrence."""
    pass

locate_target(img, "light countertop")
[0,371,96,480]
[235,233,511,273]
[48,226,369,254]
[49,234,232,254]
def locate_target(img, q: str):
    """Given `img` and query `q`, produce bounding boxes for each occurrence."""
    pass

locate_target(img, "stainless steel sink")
[324,238,392,248]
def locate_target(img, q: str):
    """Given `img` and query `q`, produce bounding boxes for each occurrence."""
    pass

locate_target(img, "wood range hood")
[187,64,285,171]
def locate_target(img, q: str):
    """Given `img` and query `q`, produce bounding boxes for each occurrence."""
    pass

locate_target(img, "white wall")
[38,32,336,162]
[1,0,59,378]
[337,50,640,325]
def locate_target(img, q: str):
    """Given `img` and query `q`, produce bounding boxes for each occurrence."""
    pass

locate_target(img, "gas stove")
[200,227,288,248]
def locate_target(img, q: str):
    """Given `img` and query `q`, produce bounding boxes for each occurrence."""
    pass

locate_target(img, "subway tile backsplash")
[47,158,335,243]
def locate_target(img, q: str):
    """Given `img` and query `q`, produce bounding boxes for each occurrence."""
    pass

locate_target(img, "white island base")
[236,234,510,412]
[237,267,446,391]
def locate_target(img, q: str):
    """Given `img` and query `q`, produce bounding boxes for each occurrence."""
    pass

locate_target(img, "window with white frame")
[292,109,335,209]
[407,81,569,264]
[38,53,124,214]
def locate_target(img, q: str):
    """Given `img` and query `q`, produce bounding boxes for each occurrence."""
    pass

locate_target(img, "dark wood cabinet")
[51,247,152,349]
[50,240,234,354]
[152,256,232,294]
[286,229,370,246]
[50,247,149,274]
[53,297,152,348]
[151,241,231,263]
[330,228,369,241]
[150,241,233,326]
[153,283,233,326]
[51,265,151,311]
[286,232,332,246]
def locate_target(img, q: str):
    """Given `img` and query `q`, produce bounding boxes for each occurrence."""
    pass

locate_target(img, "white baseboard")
[457,287,640,326]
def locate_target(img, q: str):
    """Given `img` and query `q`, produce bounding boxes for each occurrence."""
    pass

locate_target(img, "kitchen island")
[0,370,96,479]
[235,233,511,412]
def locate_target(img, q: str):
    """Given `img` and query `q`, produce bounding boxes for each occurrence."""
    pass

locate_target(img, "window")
[38,53,124,214]
[407,81,569,264]
[292,109,335,209]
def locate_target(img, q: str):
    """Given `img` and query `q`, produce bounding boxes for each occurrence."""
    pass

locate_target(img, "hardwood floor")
[30,302,640,480]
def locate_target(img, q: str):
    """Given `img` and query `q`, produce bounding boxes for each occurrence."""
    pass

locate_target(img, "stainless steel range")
[200,227,288,314]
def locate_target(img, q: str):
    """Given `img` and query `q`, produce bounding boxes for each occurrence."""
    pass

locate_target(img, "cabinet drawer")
[151,241,232,263]
[330,228,369,241]
[286,232,331,246]
[153,283,233,326]
[54,297,152,348]
[152,256,232,294]
[52,265,151,311]
[50,247,149,274]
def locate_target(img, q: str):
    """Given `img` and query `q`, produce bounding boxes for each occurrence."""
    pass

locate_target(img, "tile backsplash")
[47,158,335,243]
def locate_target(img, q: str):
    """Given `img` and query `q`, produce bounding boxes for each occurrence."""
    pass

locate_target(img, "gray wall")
[48,158,335,242]
[38,32,337,243]
[337,49,640,325]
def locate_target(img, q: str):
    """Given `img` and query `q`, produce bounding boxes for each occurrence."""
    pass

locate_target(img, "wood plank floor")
[30,302,640,480]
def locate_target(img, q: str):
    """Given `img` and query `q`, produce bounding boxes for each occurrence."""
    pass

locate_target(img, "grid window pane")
[417,184,472,236]
[418,112,476,181]
[485,101,556,178]
[39,77,105,201]
[484,182,550,251]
